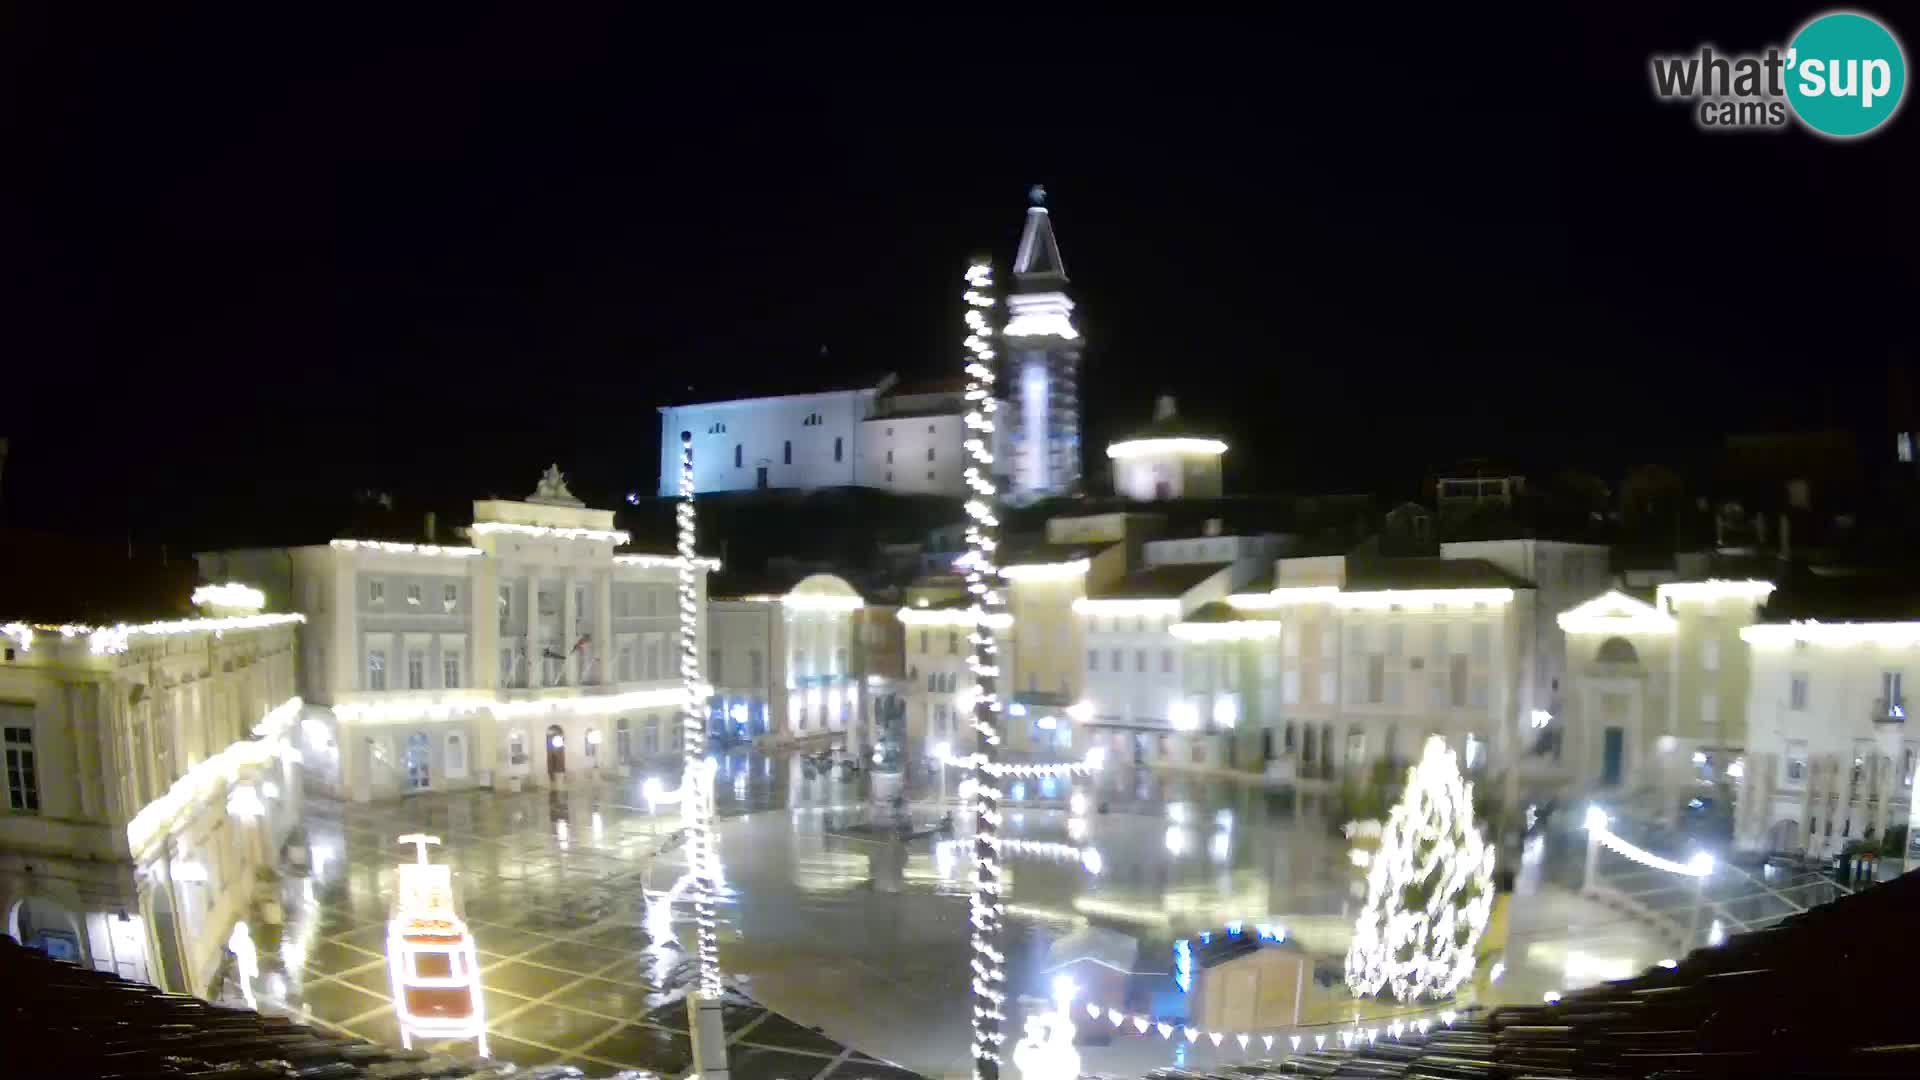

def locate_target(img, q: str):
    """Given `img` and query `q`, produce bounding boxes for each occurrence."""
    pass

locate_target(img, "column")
[595,570,614,688]
[522,573,537,688]
[562,574,579,685]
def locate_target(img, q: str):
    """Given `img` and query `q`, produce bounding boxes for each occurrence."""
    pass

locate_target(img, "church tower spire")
[1001,185,1083,502]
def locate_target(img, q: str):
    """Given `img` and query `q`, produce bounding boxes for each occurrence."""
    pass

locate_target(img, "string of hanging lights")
[678,431,723,1000]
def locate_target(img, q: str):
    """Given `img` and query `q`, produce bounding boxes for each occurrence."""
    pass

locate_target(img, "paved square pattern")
[242,784,923,1080]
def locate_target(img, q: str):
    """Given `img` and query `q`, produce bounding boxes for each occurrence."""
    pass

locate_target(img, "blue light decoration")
[1226,921,1243,937]
[1198,931,1211,944]
[1009,703,1029,717]
[1173,938,1194,993]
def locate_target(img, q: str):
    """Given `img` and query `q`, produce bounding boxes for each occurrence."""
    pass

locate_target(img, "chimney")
[424,511,437,543]
[1154,396,1177,422]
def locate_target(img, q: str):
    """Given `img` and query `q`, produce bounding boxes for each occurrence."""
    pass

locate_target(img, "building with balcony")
[1736,583,1920,860]
[264,468,713,800]
[0,589,302,997]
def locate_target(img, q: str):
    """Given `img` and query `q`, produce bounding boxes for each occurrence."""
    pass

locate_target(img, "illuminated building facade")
[1109,397,1226,502]
[1738,608,1920,860]
[709,573,866,747]
[656,375,1010,498]
[270,468,712,801]
[0,594,302,997]
[1002,187,1083,502]
[1556,580,1770,821]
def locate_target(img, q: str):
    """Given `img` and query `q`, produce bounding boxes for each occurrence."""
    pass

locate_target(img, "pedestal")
[687,992,731,1080]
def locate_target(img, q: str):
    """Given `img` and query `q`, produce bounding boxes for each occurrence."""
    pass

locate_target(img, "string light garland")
[192,583,265,610]
[1345,735,1496,1002]
[677,431,724,1000]
[1582,806,1714,877]
[470,521,631,544]
[614,553,722,570]
[1105,437,1228,460]
[330,538,483,558]
[959,259,1009,1080]
[3,613,306,657]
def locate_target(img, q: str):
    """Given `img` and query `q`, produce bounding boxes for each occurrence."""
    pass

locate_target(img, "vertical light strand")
[678,431,723,999]
[961,259,1006,1080]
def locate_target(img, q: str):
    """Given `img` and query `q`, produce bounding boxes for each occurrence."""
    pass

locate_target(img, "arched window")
[1597,637,1639,664]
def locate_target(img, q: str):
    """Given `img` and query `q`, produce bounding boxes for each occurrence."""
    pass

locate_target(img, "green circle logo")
[1786,12,1907,137]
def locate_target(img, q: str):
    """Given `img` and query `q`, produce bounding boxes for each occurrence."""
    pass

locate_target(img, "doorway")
[756,466,769,489]
[546,724,566,777]
[1602,727,1625,786]
[404,731,431,791]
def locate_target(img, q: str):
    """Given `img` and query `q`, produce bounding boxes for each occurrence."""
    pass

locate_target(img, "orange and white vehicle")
[386,833,488,1054]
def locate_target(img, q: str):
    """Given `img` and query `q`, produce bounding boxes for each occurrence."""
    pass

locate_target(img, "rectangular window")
[1790,672,1809,710]
[1283,628,1300,658]
[1449,656,1468,707]
[948,632,959,655]
[1431,623,1449,657]
[1088,649,1100,672]
[1384,672,1403,707]
[735,443,743,468]
[1161,649,1174,674]
[919,630,929,654]
[835,437,844,462]
[368,649,387,691]
[1349,625,1366,655]
[1111,649,1123,673]
[927,446,936,462]
[749,649,763,686]
[406,583,422,606]
[886,449,894,464]
[497,585,511,621]
[710,648,723,684]
[1319,670,1336,705]
[370,579,386,605]
[1883,670,1904,711]
[4,724,38,812]
[1700,691,1717,725]
[1471,624,1491,662]
[1386,625,1404,658]
[836,647,848,674]
[1283,670,1301,705]
[1136,649,1147,673]
[617,639,635,682]
[499,647,515,686]
[784,440,792,465]
[1702,635,1720,672]
[443,651,461,689]
[1366,655,1385,704]
[407,649,425,690]
[1786,739,1808,784]
[644,635,662,680]
[443,583,458,611]
[1321,625,1338,660]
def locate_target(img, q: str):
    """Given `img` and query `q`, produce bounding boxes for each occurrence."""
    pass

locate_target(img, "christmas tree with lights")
[1345,734,1497,1002]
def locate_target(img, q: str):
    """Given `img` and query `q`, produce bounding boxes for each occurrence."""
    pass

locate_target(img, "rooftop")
[1090,562,1231,600]
[1346,557,1534,592]
[1759,569,1920,623]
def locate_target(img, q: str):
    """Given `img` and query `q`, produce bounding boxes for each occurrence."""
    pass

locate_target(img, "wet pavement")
[242,745,1673,1079]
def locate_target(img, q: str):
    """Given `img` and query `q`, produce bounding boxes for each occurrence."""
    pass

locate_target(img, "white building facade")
[0,598,302,997]
[709,574,866,747]
[657,376,1009,498]
[1738,620,1920,860]
[282,470,713,801]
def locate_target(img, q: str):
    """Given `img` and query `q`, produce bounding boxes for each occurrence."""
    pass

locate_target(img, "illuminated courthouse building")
[262,468,713,800]
[0,588,302,997]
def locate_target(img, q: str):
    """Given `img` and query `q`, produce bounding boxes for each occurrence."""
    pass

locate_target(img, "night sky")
[6,5,1915,549]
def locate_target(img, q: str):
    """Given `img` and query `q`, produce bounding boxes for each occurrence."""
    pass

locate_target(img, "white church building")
[656,374,1010,499]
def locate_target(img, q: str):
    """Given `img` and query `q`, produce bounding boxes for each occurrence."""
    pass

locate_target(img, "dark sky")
[5,5,1915,548]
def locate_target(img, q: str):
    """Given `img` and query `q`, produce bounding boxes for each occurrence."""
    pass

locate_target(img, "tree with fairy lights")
[1345,734,1496,1002]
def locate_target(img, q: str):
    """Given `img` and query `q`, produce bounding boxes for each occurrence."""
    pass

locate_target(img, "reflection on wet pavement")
[244,744,1669,1079]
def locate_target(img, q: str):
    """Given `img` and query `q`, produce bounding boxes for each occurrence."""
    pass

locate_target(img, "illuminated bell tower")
[1003,185,1082,502]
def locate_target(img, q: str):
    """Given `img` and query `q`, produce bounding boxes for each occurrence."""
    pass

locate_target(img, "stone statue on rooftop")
[529,464,584,507]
